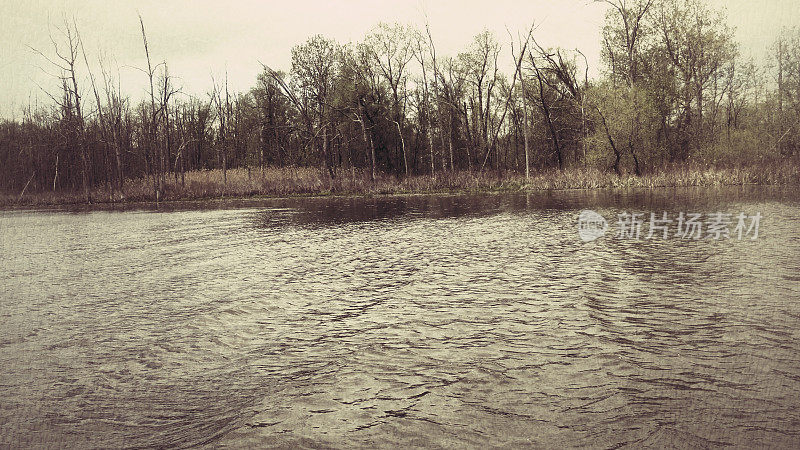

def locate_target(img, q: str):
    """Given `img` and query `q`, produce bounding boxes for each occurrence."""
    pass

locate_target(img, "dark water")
[1,188,800,448]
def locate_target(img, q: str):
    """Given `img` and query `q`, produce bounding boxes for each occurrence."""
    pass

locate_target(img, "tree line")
[1,0,799,202]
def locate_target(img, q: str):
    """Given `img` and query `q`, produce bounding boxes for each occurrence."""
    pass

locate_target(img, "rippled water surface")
[2,188,800,448]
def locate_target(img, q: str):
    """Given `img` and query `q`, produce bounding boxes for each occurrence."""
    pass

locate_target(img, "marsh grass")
[4,160,799,207]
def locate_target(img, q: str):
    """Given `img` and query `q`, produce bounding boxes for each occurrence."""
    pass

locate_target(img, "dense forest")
[1,0,800,203]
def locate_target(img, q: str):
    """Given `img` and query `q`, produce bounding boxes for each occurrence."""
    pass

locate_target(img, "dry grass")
[3,161,799,207]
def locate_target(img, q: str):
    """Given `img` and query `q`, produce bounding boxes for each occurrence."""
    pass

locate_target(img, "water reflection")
[243,185,797,228]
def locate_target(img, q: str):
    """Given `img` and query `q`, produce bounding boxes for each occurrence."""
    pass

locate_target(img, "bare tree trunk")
[532,56,563,170]
[181,144,186,187]
[462,102,473,171]
[102,66,125,195]
[53,154,59,191]
[428,128,435,178]
[81,38,116,200]
[322,124,333,178]
[258,124,265,176]
[163,79,171,188]
[499,27,532,176]
[395,120,408,176]
[140,15,160,202]
[448,126,455,172]
[424,23,448,175]
[581,99,587,166]
[516,38,531,179]
[438,109,448,172]
[357,100,376,181]
[523,90,530,179]
[113,125,124,195]
[69,56,90,202]
[364,129,374,181]
[595,106,622,176]
[222,145,227,184]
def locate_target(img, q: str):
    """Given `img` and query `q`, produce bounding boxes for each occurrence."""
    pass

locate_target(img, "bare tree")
[365,23,414,176]
[158,65,179,185]
[31,18,92,202]
[139,14,162,200]
[210,73,232,185]
[98,58,127,196]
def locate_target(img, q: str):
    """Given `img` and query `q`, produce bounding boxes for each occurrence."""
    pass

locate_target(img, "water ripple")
[1,188,799,448]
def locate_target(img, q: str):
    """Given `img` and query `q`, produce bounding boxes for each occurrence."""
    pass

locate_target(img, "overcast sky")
[1,0,799,119]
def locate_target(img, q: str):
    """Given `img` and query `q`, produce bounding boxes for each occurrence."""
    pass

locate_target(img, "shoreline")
[2,164,798,211]
[2,183,798,213]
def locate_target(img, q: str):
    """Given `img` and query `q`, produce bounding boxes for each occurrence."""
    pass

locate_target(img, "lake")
[1,188,800,448]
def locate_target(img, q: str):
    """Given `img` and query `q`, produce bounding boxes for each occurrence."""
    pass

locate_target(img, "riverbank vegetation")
[1,0,799,206]
[4,161,798,207]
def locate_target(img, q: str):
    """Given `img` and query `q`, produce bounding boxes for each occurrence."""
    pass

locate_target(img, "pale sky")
[1,0,799,119]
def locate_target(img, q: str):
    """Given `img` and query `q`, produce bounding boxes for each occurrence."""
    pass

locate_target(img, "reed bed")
[3,161,798,207]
